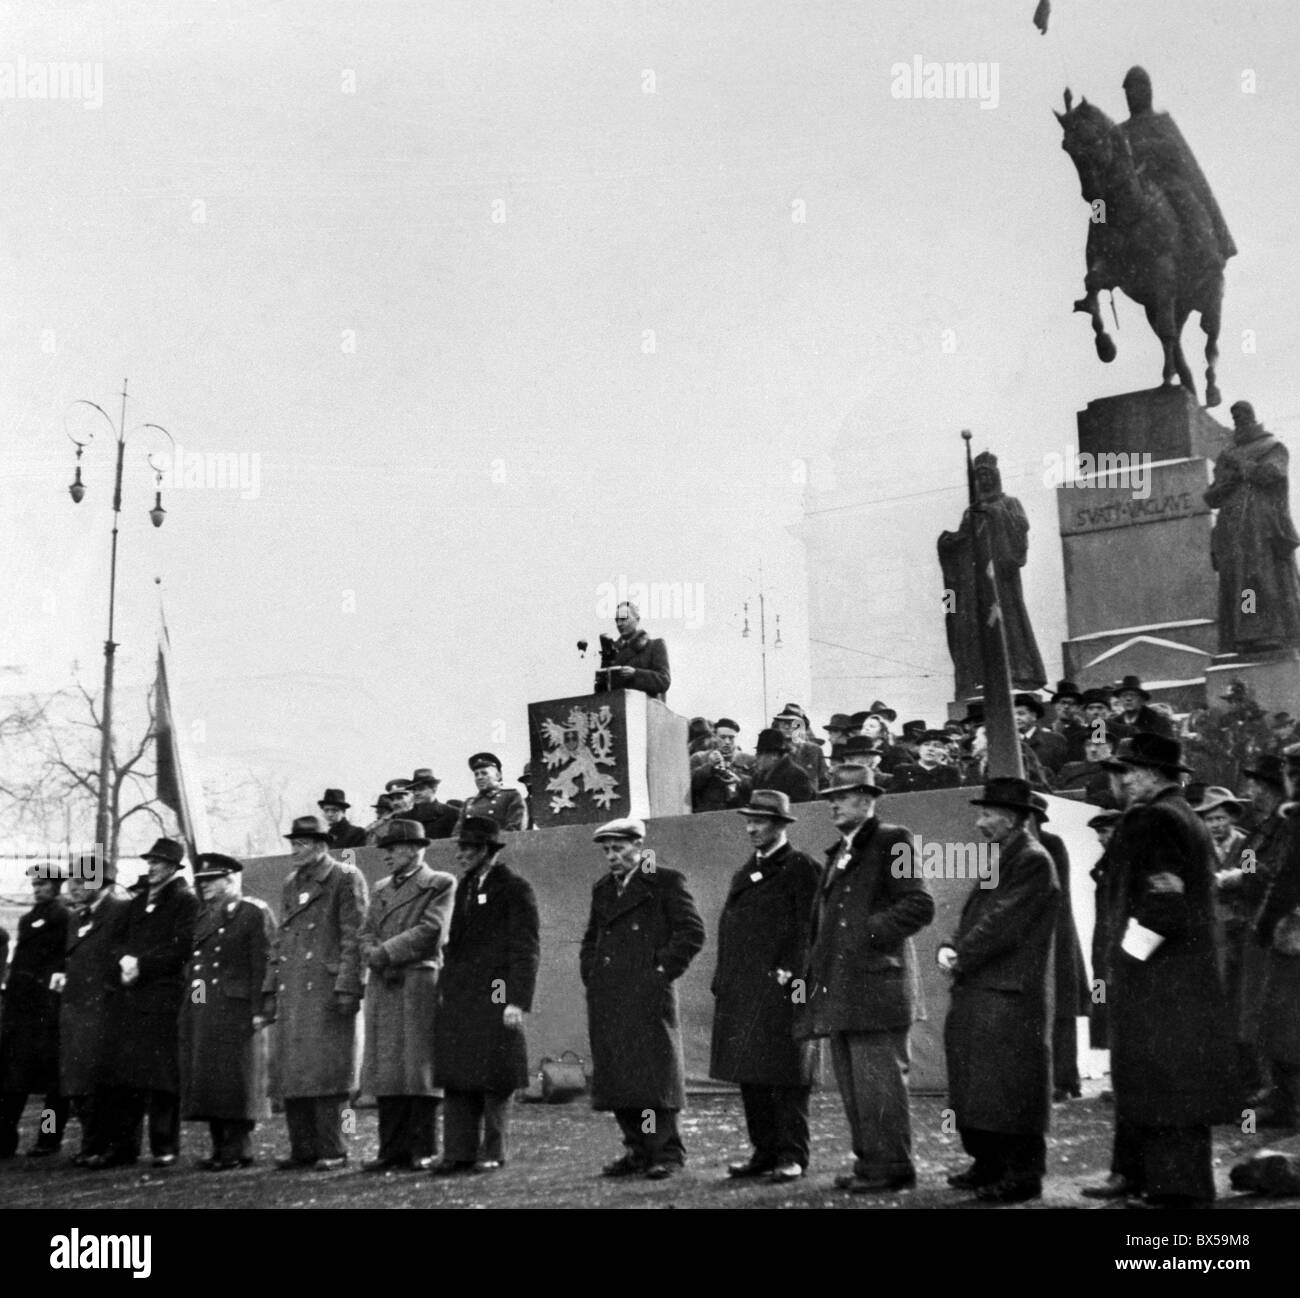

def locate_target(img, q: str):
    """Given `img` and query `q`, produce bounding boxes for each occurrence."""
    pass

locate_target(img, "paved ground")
[0,1082,1294,1209]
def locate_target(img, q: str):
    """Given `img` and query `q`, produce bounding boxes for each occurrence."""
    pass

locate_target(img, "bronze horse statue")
[1056,88,1225,407]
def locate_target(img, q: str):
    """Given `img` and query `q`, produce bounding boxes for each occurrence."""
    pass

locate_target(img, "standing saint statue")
[1204,402,1300,655]
[938,451,1047,699]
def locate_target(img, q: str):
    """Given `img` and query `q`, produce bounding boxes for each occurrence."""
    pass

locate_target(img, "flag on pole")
[155,620,211,860]
[963,431,1025,780]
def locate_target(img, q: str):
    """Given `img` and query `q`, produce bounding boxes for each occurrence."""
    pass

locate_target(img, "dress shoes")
[406,1157,437,1172]
[314,1156,348,1171]
[974,1178,1041,1204]
[838,1172,916,1194]
[1080,1173,1140,1200]
[200,1157,252,1172]
[468,1160,502,1174]
[430,1159,475,1177]
[644,1162,681,1181]
[601,1154,648,1178]
[274,1156,317,1171]
[769,1162,804,1183]
[362,1157,400,1173]
[151,1154,177,1168]
[727,1158,775,1179]
[947,1167,993,1191]
[83,1154,136,1171]
[1052,1086,1081,1102]
[69,1152,92,1168]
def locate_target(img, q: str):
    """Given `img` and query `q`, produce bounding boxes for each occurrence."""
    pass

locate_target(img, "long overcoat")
[111,876,200,1093]
[580,863,705,1110]
[359,863,455,1097]
[944,829,1059,1135]
[272,854,368,1100]
[709,839,819,1085]
[1039,828,1090,1019]
[1106,786,1240,1125]
[796,818,935,1040]
[0,896,69,1093]
[434,861,541,1093]
[1254,807,1300,1066]
[60,892,130,1097]
[180,895,277,1121]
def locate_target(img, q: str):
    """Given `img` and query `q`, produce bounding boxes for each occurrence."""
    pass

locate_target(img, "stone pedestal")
[1204,652,1300,717]
[526,690,689,828]
[1059,388,1229,709]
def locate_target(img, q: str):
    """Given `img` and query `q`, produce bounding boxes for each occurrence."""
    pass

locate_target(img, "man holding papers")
[1080,735,1239,1208]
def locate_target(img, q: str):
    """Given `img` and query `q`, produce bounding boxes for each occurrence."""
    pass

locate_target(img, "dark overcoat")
[359,863,455,1097]
[0,896,69,1093]
[709,840,819,1085]
[60,892,130,1097]
[580,863,705,1110]
[751,757,818,804]
[410,800,460,840]
[434,862,541,1092]
[796,818,935,1039]
[1106,786,1240,1125]
[605,631,671,699]
[111,876,200,1093]
[1254,808,1300,1066]
[180,895,277,1121]
[944,829,1059,1135]
[272,854,368,1100]
[326,820,367,850]
[1038,828,1090,1019]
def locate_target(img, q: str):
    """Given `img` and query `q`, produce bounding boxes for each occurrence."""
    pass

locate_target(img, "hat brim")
[317,801,349,810]
[735,806,797,822]
[284,831,329,842]
[381,836,431,848]
[1242,767,1286,785]
[1101,754,1193,775]
[140,852,182,865]
[969,796,1038,814]
[193,870,233,880]
[822,781,884,798]
[592,831,641,843]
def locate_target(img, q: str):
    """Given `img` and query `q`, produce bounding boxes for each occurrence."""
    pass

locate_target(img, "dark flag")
[155,623,211,860]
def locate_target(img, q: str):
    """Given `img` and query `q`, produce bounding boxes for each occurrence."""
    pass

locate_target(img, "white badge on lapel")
[298,891,309,906]
[31,918,45,928]
[749,872,763,883]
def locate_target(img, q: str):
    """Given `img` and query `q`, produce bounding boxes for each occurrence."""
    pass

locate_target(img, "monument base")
[1204,651,1300,717]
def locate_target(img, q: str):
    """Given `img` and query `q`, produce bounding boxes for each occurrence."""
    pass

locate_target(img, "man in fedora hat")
[750,728,818,804]
[939,778,1059,1203]
[406,769,459,840]
[1014,694,1067,779]
[0,862,71,1159]
[596,601,671,700]
[797,764,935,1195]
[93,837,200,1169]
[839,735,894,790]
[356,818,455,1173]
[272,815,369,1171]
[1110,676,1175,741]
[691,718,754,813]
[889,730,961,793]
[317,790,367,850]
[1056,723,1121,806]
[581,817,705,1179]
[823,714,856,762]
[1027,793,1090,1103]
[709,790,820,1182]
[180,853,278,1170]
[60,850,130,1166]
[1080,735,1238,1206]
[455,754,527,835]
[772,705,828,790]
[432,817,540,1175]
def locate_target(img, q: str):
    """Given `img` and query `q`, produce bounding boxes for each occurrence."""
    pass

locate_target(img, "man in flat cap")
[710,790,820,1182]
[61,850,130,1166]
[433,817,540,1174]
[180,853,278,1169]
[455,754,527,835]
[940,777,1059,1202]
[596,602,671,700]
[1081,736,1238,1207]
[406,769,460,840]
[0,862,70,1159]
[317,790,367,850]
[272,815,369,1171]
[581,818,705,1179]
[356,818,455,1172]
[798,764,935,1195]
[690,718,754,813]
[94,837,200,1169]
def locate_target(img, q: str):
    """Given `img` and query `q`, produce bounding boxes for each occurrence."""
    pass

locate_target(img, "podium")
[526,690,690,828]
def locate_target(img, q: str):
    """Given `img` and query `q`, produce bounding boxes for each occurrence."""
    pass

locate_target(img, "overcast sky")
[4,1,1298,851]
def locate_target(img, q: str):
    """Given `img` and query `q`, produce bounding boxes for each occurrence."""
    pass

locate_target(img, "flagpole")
[963,431,1024,780]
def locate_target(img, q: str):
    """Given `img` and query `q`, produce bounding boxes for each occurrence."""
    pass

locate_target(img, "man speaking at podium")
[594,601,670,701]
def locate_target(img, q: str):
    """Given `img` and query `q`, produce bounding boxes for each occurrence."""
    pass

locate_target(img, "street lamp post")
[66,379,175,864]
[741,564,783,722]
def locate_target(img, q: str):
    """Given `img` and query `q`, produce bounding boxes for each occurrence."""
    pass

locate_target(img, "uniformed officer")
[180,853,278,1170]
[454,753,527,835]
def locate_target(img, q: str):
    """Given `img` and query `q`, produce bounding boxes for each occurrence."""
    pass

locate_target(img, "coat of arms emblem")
[541,706,619,811]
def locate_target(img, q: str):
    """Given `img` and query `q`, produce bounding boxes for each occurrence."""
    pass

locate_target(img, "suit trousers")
[443,1089,512,1164]
[1053,1016,1080,1094]
[958,1127,1046,1186]
[70,1093,111,1157]
[0,1090,68,1155]
[283,1094,348,1162]
[614,1107,685,1167]
[829,1029,913,1180]
[104,1087,179,1160]
[375,1095,438,1163]
[739,1083,811,1168]
[1113,1117,1214,1203]
[208,1118,255,1163]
